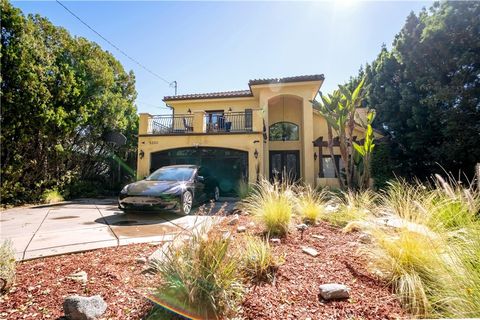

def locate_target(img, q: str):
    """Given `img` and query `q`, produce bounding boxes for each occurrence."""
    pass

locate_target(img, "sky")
[13,0,432,114]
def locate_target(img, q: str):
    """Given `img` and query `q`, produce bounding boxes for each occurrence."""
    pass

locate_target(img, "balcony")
[139,110,262,135]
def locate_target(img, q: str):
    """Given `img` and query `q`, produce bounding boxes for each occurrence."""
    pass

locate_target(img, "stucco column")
[137,145,150,180]
[259,95,269,179]
[302,98,315,186]
[138,113,151,135]
[193,111,206,133]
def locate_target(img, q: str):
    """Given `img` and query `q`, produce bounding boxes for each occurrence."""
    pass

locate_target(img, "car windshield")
[146,167,195,181]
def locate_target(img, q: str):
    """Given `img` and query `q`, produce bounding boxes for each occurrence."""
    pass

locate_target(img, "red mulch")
[1,216,406,320]
[0,244,159,320]
[228,216,405,320]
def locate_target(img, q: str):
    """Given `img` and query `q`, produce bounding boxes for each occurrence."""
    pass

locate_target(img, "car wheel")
[213,186,220,202]
[180,190,193,215]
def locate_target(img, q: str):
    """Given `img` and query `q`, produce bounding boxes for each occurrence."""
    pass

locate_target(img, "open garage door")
[150,147,248,196]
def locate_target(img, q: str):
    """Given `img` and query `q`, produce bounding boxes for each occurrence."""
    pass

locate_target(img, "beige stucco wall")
[168,98,258,114]
[137,79,381,190]
[137,133,264,183]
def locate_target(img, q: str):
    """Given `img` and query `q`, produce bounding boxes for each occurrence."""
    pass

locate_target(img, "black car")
[118,165,220,215]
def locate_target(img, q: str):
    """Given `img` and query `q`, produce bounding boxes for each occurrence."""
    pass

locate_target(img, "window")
[322,157,336,178]
[321,156,345,178]
[269,122,299,141]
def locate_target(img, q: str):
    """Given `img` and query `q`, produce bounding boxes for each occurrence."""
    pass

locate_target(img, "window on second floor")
[269,122,299,141]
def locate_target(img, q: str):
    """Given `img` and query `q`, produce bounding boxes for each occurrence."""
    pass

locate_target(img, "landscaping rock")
[247,221,255,228]
[135,257,147,264]
[318,283,350,300]
[67,271,87,284]
[227,214,239,226]
[296,223,308,231]
[270,238,281,245]
[358,233,372,244]
[63,295,107,320]
[302,247,319,257]
[311,234,325,240]
[237,226,246,233]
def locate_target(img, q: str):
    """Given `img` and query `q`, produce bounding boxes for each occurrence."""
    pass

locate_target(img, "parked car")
[118,165,220,215]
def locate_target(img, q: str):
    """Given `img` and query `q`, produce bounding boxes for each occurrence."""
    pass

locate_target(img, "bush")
[0,240,16,294]
[65,180,112,198]
[294,185,327,224]
[240,236,282,282]
[241,178,294,236]
[41,188,64,204]
[151,228,244,318]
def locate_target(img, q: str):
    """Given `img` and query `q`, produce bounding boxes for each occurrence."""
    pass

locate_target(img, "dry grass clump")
[151,228,244,319]
[241,178,294,236]
[41,188,64,204]
[363,175,480,318]
[322,189,377,227]
[239,235,283,283]
[0,240,16,294]
[294,185,328,224]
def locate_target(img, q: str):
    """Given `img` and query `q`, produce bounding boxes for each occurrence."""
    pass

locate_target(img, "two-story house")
[137,74,373,195]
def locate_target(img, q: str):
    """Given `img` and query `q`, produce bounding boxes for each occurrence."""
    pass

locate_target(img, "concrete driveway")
[0,198,236,261]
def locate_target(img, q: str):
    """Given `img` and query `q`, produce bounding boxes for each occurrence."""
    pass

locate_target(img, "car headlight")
[120,184,130,194]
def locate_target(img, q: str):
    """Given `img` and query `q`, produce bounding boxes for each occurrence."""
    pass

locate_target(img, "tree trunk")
[327,124,343,189]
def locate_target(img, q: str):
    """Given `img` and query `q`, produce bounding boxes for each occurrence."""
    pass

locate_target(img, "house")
[137,74,374,195]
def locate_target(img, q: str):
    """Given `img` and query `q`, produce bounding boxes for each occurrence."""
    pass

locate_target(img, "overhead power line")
[56,0,174,87]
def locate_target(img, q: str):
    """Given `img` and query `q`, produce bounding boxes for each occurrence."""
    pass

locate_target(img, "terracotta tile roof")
[163,74,324,101]
[163,90,252,101]
[248,74,325,86]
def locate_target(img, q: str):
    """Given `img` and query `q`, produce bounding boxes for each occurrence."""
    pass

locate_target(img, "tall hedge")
[1,0,138,204]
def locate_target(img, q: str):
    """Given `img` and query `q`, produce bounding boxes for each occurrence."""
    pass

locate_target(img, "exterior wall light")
[187,108,192,114]
[254,149,259,159]
[314,152,318,161]
[139,150,145,159]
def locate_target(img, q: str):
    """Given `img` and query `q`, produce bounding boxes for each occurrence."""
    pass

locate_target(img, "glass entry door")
[269,150,300,181]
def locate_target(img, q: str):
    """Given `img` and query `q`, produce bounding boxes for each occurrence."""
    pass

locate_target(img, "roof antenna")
[170,81,177,95]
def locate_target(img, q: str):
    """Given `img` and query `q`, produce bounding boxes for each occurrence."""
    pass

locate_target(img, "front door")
[269,150,300,181]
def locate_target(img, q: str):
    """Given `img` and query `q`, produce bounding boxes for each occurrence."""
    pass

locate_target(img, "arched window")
[269,122,299,141]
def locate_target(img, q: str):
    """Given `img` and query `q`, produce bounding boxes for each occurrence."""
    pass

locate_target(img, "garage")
[150,147,248,196]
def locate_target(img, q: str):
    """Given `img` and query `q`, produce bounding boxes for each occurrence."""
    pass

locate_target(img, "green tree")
[1,0,138,204]
[349,1,480,180]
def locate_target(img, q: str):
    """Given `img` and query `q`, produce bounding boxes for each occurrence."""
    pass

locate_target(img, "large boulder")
[63,295,107,320]
[319,283,350,300]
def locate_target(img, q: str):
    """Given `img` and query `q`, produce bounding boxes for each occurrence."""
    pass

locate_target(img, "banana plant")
[311,78,366,190]
[353,109,376,189]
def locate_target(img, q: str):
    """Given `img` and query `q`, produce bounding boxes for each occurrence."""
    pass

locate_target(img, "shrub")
[151,228,243,318]
[66,180,109,198]
[41,188,64,204]
[240,236,282,282]
[0,240,16,294]
[241,178,294,236]
[294,185,327,224]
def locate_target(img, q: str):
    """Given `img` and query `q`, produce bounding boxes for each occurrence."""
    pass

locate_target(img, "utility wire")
[56,0,173,86]
[136,100,172,110]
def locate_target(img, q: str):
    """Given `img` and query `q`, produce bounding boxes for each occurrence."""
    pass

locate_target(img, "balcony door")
[269,150,300,181]
[206,110,224,132]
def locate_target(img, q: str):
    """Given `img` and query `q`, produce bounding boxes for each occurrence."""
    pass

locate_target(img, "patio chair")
[183,118,193,132]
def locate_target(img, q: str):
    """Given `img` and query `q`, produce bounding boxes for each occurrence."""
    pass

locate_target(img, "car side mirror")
[197,175,205,182]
